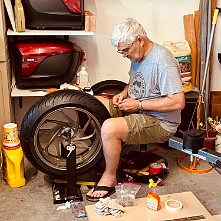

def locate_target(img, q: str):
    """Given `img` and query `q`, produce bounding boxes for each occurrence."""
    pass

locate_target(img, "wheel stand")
[51,144,83,204]
[178,154,213,174]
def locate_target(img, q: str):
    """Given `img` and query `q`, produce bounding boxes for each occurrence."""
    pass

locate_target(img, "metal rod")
[200,0,209,90]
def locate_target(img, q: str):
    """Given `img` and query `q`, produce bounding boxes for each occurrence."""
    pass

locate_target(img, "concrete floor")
[0,145,221,221]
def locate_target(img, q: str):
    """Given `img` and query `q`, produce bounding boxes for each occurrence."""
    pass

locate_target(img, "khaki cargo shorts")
[109,99,174,145]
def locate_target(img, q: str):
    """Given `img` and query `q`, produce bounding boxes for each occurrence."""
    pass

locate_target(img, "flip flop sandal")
[86,185,116,202]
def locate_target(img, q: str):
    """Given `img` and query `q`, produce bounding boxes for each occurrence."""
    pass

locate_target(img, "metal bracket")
[52,127,83,204]
[169,136,221,169]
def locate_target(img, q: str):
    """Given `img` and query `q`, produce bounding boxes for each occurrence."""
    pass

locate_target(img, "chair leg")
[140,144,148,152]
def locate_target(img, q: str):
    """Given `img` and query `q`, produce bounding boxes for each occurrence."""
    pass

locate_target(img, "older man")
[86,18,185,202]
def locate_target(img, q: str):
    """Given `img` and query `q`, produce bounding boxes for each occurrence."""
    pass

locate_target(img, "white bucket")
[215,133,221,153]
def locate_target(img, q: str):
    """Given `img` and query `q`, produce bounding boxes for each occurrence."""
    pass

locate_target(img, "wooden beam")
[183,14,197,87]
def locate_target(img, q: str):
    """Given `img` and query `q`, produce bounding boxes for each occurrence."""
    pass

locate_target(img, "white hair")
[111,18,147,47]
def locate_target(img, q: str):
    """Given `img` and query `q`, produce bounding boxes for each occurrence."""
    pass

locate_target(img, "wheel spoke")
[58,109,79,131]
[44,128,62,153]
[40,122,66,137]
[79,116,91,137]
[72,130,95,142]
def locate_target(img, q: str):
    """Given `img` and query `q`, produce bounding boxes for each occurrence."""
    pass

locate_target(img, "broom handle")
[200,8,219,96]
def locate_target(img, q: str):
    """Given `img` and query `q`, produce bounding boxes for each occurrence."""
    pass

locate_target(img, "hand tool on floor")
[164,214,206,221]
[14,0,25,32]
[53,179,95,187]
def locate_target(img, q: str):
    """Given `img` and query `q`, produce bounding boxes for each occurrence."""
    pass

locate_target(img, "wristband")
[137,100,143,112]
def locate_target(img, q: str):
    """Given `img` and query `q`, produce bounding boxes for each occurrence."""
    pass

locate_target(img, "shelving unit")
[7,28,94,36]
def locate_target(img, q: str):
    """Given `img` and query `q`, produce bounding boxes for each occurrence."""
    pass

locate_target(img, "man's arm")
[117,92,185,113]
[140,92,185,112]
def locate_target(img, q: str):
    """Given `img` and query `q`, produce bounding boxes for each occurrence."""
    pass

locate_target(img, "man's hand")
[113,92,127,107]
[113,84,129,107]
[117,98,139,113]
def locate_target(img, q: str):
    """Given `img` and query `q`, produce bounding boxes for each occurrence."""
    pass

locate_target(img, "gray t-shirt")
[128,42,183,133]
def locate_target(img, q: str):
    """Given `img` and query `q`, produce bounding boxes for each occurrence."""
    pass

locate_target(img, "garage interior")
[1,1,221,221]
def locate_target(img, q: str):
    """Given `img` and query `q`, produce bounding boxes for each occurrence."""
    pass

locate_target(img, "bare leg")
[95,95,110,111]
[87,117,128,198]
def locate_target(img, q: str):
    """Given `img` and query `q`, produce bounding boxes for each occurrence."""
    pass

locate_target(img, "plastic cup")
[3,123,20,146]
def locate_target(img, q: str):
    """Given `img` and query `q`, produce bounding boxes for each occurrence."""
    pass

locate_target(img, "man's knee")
[101,118,116,137]
[101,118,128,141]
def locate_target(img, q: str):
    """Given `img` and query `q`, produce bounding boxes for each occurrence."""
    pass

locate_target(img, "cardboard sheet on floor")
[85,191,213,221]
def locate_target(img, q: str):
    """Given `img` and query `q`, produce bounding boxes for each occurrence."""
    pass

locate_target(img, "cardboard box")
[85,191,212,221]
[85,11,96,32]
[210,91,221,119]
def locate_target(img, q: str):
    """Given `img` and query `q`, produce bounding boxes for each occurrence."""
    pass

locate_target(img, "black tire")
[20,90,110,177]
[92,80,127,95]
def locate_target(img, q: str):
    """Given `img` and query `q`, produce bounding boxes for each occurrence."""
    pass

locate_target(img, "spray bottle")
[146,179,161,211]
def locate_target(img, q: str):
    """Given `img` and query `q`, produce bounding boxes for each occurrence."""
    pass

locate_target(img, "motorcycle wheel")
[92,80,127,95]
[20,89,110,177]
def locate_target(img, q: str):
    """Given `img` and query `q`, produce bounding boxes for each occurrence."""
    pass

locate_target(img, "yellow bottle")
[3,144,26,188]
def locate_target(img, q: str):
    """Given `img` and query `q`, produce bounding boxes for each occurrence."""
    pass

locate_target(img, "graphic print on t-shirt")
[128,72,146,99]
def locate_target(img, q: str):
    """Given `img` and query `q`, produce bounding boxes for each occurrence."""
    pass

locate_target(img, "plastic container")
[71,201,86,218]
[147,190,161,211]
[215,133,221,153]
[146,179,161,211]
[79,67,89,89]
[204,131,217,150]
[2,144,26,188]
[3,123,20,147]
[163,41,191,82]
[75,50,87,86]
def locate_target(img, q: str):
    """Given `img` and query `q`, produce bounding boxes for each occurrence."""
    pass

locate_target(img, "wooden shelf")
[10,76,47,97]
[7,28,94,36]
[11,86,48,97]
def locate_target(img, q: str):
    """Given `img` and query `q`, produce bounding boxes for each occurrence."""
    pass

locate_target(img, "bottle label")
[146,192,160,211]
[147,197,158,211]
[175,55,191,81]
